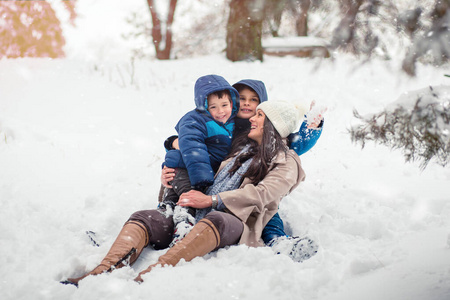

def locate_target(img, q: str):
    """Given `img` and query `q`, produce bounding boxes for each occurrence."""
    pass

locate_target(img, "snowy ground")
[1,55,450,300]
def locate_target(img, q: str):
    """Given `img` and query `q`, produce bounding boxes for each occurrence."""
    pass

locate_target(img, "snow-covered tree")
[0,0,76,58]
[350,85,450,170]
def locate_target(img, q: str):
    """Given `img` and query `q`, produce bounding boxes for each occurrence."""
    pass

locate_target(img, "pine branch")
[349,86,450,170]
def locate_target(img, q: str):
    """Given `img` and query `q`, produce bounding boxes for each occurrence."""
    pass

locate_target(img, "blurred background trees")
[1,0,449,77]
[264,0,311,37]
[145,0,177,60]
[122,0,449,76]
[226,0,265,62]
[402,0,450,75]
[0,0,76,58]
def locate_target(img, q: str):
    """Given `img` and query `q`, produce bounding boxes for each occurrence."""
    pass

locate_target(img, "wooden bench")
[262,36,331,58]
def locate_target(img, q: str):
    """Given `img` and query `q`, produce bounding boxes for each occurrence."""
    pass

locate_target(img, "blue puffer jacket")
[288,120,323,156]
[164,75,240,189]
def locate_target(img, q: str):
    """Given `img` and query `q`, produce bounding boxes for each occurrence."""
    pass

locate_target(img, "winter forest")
[1,0,450,299]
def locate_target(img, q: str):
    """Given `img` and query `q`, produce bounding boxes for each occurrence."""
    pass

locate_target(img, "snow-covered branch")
[350,85,450,169]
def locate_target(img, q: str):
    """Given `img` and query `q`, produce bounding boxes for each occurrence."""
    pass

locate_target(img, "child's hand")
[161,166,175,188]
[306,100,327,129]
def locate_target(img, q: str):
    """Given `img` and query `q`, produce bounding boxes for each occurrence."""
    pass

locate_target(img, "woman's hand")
[161,166,175,188]
[177,190,213,209]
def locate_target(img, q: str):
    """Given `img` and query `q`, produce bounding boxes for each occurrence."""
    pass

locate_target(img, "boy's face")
[207,94,232,123]
[237,88,260,119]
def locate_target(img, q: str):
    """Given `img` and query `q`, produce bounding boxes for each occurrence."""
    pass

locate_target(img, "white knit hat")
[257,101,307,138]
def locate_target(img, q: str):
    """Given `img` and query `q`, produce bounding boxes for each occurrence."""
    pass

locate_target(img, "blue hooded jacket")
[232,79,268,103]
[232,79,268,138]
[164,75,239,189]
[288,120,323,156]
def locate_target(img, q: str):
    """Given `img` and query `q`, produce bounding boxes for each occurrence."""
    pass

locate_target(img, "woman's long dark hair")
[227,117,288,185]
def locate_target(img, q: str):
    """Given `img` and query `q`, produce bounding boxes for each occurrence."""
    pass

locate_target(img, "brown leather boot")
[134,218,220,282]
[62,221,149,286]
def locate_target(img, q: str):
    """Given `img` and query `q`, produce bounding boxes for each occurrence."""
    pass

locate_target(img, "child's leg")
[160,168,196,217]
[163,168,198,246]
[171,168,193,195]
[262,212,287,245]
[263,212,318,263]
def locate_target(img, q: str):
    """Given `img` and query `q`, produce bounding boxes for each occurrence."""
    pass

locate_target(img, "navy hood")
[232,79,268,103]
[194,74,239,115]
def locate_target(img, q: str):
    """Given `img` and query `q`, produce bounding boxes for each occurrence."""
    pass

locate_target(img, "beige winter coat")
[218,149,305,247]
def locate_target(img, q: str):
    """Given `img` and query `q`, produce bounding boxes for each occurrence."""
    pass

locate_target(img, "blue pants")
[261,212,288,245]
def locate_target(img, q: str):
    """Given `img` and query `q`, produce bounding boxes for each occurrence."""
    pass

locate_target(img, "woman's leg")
[205,211,244,249]
[63,220,149,286]
[135,211,243,282]
[62,209,174,286]
[128,209,174,250]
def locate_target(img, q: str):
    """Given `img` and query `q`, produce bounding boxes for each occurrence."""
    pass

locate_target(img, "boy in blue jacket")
[161,74,240,246]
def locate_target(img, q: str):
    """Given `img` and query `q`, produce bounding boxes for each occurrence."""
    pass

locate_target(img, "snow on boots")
[134,218,220,282]
[269,236,318,263]
[61,221,148,287]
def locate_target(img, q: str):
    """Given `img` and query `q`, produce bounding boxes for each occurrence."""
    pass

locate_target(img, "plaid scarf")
[195,145,253,222]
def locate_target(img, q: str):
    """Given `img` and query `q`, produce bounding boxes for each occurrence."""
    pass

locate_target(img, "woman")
[63,100,307,286]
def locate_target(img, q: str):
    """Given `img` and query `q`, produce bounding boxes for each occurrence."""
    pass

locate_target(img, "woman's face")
[248,109,266,144]
[237,88,260,119]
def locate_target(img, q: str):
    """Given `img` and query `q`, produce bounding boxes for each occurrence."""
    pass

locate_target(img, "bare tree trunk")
[294,0,311,36]
[226,0,265,62]
[331,0,364,52]
[146,0,177,60]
